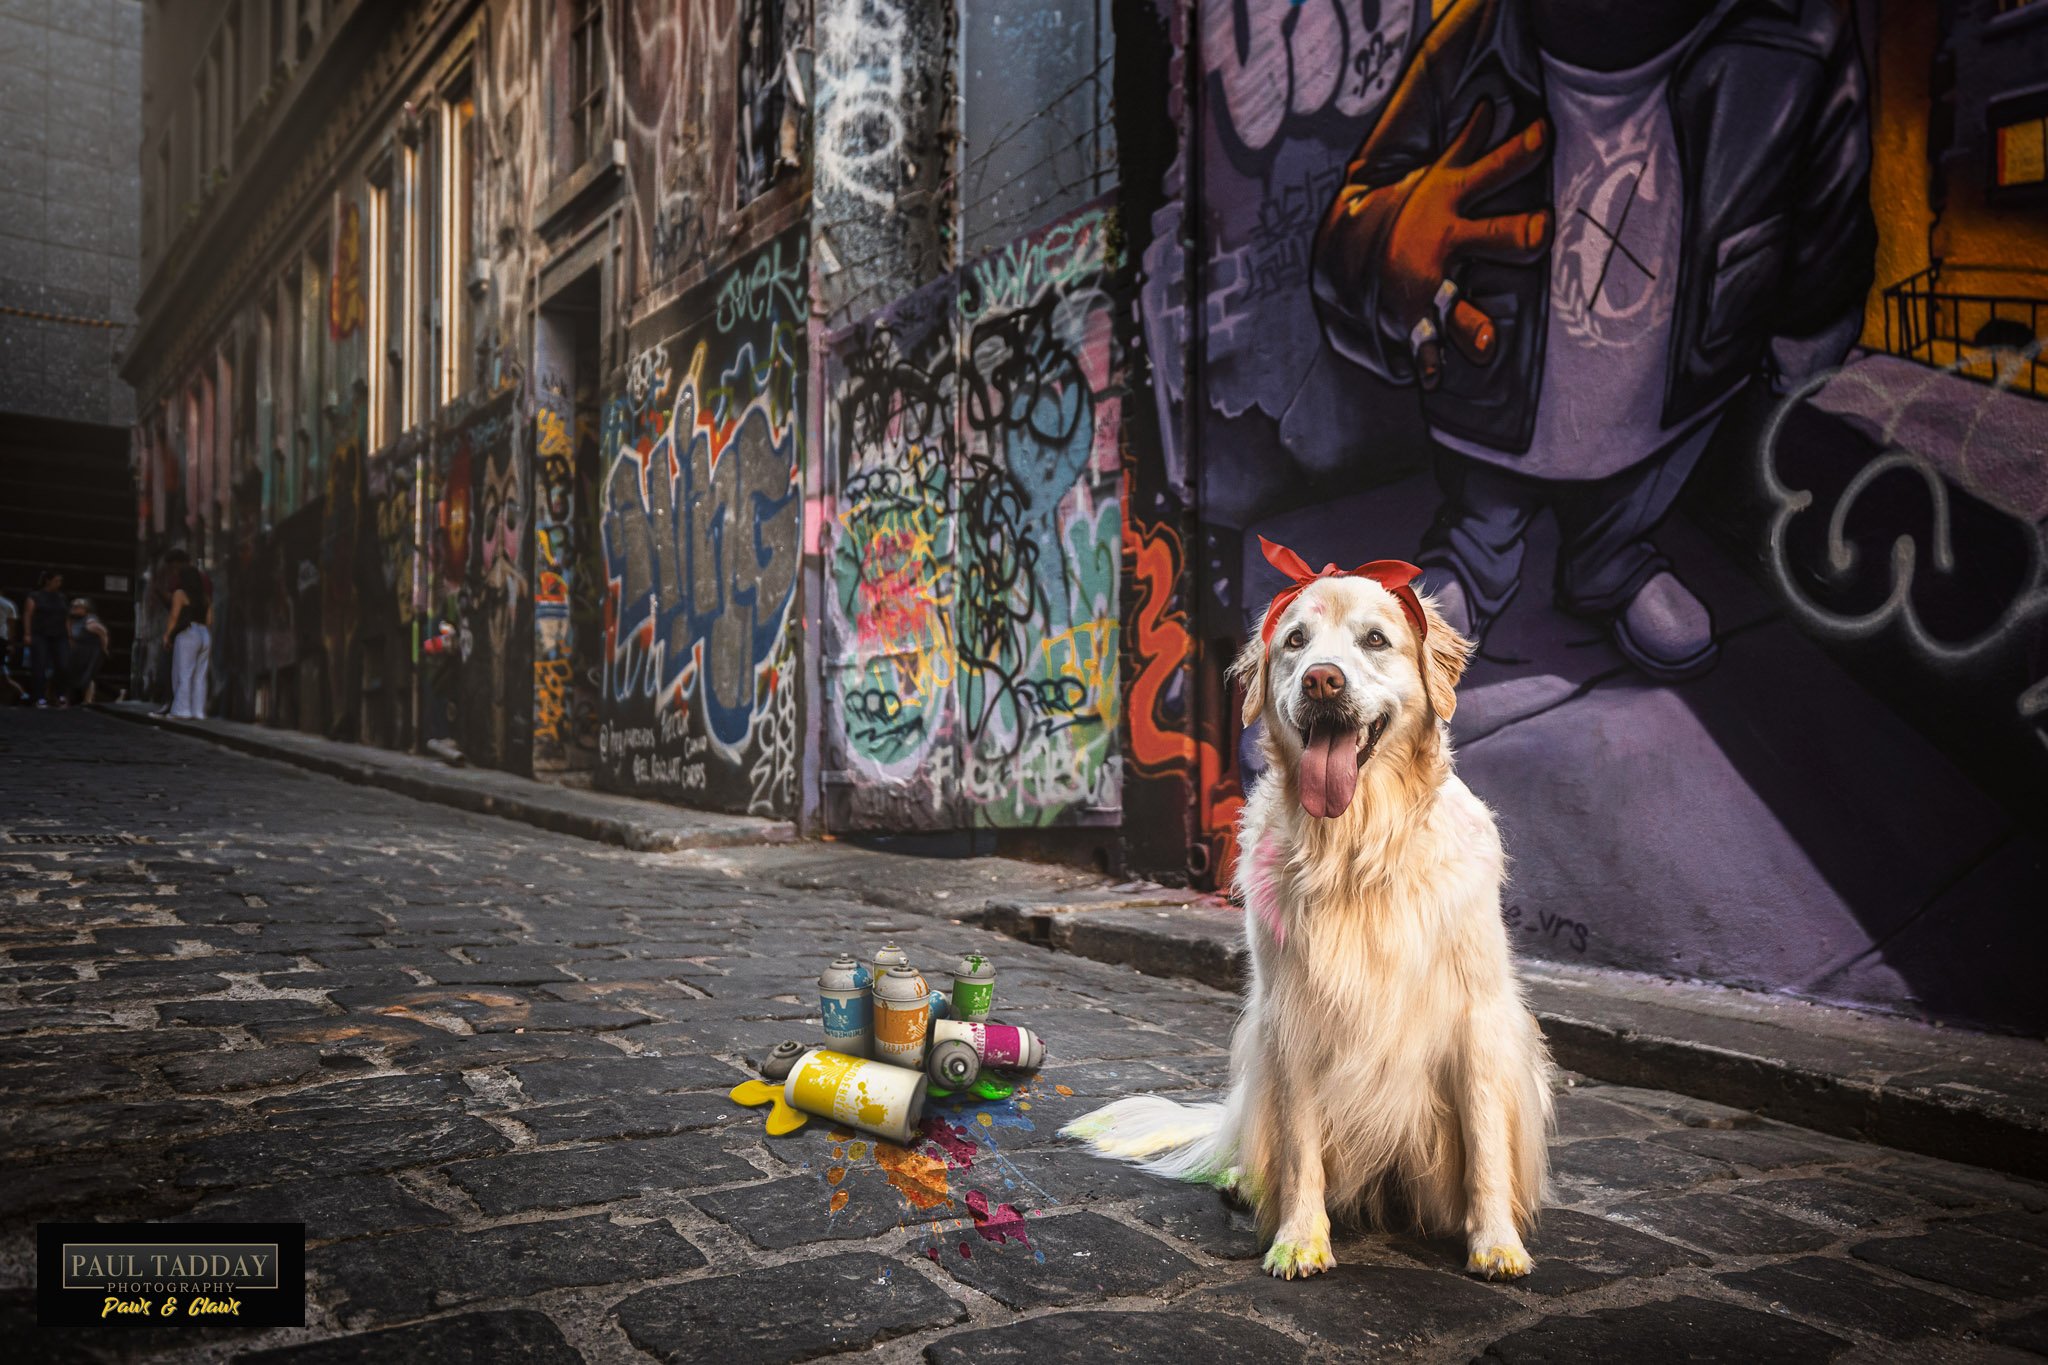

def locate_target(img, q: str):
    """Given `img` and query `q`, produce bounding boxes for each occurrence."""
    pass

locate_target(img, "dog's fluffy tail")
[1059,1095,1233,1185]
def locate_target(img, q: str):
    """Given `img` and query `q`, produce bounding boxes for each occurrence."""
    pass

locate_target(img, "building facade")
[127,0,2048,1034]
[1,0,144,688]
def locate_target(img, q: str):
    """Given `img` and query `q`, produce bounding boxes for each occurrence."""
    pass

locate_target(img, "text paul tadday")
[73,1249,268,1318]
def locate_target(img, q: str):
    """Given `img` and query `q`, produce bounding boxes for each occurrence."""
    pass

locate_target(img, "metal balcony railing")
[1880,265,2048,399]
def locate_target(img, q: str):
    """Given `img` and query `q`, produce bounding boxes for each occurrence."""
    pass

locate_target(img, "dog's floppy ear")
[1418,592,1474,721]
[1229,630,1268,728]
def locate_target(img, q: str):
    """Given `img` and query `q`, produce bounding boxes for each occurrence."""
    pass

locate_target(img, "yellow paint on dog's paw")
[1466,1243,1533,1279]
[1262,1232,1335,1280]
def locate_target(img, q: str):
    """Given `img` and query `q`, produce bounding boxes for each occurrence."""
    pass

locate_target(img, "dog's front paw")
[1466,1242,1533,1279]
[1262,1232,1335,1280]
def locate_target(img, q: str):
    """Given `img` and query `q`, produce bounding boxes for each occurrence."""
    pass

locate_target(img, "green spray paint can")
[950,953,996,1024]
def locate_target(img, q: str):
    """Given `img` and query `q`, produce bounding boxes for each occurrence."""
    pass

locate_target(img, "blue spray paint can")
[819,955,871,1058]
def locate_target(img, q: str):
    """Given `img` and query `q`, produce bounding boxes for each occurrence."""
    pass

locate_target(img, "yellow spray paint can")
[782,1047,928,1144]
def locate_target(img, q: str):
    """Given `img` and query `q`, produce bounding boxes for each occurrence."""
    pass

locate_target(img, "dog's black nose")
[1302,664,1346,700]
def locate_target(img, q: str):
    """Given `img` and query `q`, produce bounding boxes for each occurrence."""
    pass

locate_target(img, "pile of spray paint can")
[753,947,1047,1143]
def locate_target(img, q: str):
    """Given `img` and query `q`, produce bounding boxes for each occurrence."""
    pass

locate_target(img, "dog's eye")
[1363,629,1388,649]
[1284,628,1307,650]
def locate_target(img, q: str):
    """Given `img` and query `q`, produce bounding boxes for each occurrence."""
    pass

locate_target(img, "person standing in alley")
[61,597,112,704]
[162,550,212,719]
[24,569,69,708]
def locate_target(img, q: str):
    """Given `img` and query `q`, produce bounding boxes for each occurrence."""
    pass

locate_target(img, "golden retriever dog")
[1063,540,1553,1280]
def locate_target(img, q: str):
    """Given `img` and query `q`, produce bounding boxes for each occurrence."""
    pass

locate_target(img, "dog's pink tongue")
[1299,723,1360,819]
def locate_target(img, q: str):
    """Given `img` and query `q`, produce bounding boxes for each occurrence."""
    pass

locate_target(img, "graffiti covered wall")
[598,227,808,816]
[1182,0,2048,1031]
[822,199,1125,830]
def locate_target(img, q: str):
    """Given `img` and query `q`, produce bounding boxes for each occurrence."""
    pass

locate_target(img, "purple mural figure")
[1311,0,1876,680]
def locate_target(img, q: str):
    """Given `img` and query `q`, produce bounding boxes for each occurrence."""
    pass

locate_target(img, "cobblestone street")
[4,710,2046,1363]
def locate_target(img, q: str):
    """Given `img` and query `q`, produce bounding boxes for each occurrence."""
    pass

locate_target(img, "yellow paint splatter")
[1055,1084,1074,1096]
[848,1141,868,1160]
[829,1127,855,1141]
[826,1166,846,1186]
[876,1143,952,1210]
[1018,1101,1032,1111]
[828,1189,849,1214]
[976,1112,994,1128]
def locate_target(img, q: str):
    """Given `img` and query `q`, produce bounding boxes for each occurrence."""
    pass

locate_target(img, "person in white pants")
[162,549,213,719]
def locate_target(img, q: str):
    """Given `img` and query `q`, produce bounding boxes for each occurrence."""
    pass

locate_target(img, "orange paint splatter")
[1054,1085,1074,1096]
[828,1189,849,1214]
[826,1166,846,1186]
[876,1143,953,1210]
[831,1146,845,1160]
[828,1127,855,1142]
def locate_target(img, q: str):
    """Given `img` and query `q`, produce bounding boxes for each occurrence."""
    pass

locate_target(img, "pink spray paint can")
[930,1018,1044,1072]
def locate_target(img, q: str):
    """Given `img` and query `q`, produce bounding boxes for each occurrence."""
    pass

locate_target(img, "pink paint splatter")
[919,1116,978,1169]
[1246,838,1287,947]
[924,1245,940,1263]
[966,1189,1032,1249]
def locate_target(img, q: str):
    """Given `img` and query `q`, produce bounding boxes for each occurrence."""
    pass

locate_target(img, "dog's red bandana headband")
[1257,536,1428,645]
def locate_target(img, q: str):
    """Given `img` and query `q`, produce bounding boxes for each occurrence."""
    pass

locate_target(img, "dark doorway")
[533,271,604,775]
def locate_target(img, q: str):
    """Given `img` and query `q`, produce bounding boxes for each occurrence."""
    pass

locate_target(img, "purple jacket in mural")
[1311,0,1877,456]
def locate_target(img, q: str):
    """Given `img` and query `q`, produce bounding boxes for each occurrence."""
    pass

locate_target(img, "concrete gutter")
[98,704,793,853]
[975,896,2048,1183]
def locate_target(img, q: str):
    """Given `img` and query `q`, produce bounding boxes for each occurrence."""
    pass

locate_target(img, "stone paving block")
[511,1092,741,1144]
[1554,1092,1669,1141]
[922,1308,1307,1364]
[423,962,579,985]
[1647,1125,1843,1172]
[159,998,339,1028]
[21,972,232,1003]
[1,1099,237,1153]
[444,1133,762,1214]
[614,1251,964,1365]
[312,1213,704,1325]
[234,1308,583,1363]
[1392,1208,1707,1297]
[1852,1225,2048,1300]
[161,1046,325,1092]
[692,1165,961,1250]
[188,1174,455,1241]
[385,1031,627,1067]
[1992,1306,2048,1356]
[1476,1294,1847,1363]
[1958,1209,2048,1248]
[1128,1184,1263,1260]
[914,1209,1198,1308]
[1851,1159,2048,1214]
[508,1054,748,1102]
[0,1159,191,1221]
[174,1114,512,1187]
[1734,1176,1920,1229]
[1211,1261,1516,1354]
[1551,1137,1737,1200]
[1716,1255,1970,1338]
[255,1073,476,1125]
[1607,1192,1836,1257]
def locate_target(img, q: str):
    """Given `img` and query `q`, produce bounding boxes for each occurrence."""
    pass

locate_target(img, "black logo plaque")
[37,1222,306,1329]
